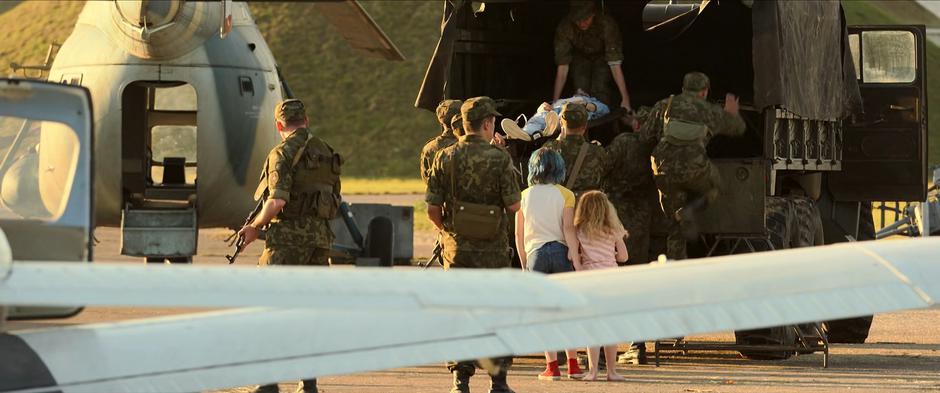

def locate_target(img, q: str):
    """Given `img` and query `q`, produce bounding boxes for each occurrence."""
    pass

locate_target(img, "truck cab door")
[0,79,94,321]
[829,26,928,202]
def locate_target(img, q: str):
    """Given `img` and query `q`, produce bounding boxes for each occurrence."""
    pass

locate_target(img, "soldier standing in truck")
[553,0,632,112]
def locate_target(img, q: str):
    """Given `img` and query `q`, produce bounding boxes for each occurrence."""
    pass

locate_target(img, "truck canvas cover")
[416,0,862,120]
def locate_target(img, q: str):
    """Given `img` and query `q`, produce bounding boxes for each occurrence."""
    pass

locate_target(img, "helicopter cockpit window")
[0,116,80,221]
[151,83,197,185]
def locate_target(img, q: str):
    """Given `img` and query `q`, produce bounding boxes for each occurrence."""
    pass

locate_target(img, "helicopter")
[2,0,410,264]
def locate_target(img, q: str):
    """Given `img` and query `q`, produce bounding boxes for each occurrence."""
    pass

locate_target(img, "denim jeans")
[528,241,575,274]
[522,96,610,135]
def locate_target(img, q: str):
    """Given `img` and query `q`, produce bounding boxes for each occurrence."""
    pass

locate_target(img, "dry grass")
[342,177,424,195]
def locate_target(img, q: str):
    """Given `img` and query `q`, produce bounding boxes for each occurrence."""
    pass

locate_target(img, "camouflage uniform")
[543,103,607,196]
[554,1,623,105]
[258,100,342,267]
[644,73,745,259]
[253,100,339,393]
[425,97,520,393]
[419,100,462,183]
[605,130,660,265]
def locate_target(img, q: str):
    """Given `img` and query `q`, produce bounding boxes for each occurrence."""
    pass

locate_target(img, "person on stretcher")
[502,91,609,141]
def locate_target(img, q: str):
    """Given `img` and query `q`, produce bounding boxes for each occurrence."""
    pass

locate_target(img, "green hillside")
[1,0,937,177]
[0,1,83,76]
[248,2,441,178]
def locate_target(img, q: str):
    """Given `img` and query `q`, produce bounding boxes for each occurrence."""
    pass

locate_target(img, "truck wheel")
[735,196,821,360]
[365,217,394,267]
[818,198,875,344]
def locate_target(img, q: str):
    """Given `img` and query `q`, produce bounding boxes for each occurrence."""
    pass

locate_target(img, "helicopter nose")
[106,0,221,60]
[115,0,183,31]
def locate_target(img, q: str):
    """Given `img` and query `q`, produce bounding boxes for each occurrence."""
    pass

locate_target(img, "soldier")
[553,0,632,111]
[605,107,659,266]
[238,99,342,393]
[605,107,660,365]
[451,113,464,137]
[426,96,521,393]
[644,72,745,260]
[543,102,607,196]
[420,99,463,183]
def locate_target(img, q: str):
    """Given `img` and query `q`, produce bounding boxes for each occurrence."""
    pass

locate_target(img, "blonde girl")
[574,190,629,381]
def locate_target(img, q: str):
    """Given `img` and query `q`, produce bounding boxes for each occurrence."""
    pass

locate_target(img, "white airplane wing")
[0,262,580,311]
[1,238,937,393]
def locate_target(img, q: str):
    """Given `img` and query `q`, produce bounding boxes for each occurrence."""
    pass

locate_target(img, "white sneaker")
[543,111,560,137]
[501,118,531,141]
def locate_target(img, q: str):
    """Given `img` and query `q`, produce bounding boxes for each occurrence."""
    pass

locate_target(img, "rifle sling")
[565,142,589,190]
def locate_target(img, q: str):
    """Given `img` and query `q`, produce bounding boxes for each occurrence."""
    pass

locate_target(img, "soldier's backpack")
[663,95,709,147]
[447,150,503,240]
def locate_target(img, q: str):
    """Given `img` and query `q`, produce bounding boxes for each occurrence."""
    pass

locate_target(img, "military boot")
[450,370,471,393]
[294,379,318,393]
[488,371,515,393]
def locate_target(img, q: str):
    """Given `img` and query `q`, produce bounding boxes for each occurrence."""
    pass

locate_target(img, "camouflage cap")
[568,0,596,22]
[560,102,589,129]
[436,99,463,127]
[275,99,306,124]
[461,96,502,126]
[450,114,465,136]
[682,72,711,92]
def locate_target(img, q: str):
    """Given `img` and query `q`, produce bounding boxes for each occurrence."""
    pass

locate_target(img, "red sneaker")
[538,362,561,381]
[567,359,585,379]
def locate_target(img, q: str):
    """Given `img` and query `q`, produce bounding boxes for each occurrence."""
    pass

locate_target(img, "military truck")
[416,0,928,348]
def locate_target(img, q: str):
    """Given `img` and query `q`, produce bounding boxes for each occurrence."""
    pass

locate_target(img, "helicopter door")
[829,26,928,202]
[120,82,198,262]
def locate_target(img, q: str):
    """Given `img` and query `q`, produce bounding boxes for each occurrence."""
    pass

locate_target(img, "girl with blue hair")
[514,147,585,380]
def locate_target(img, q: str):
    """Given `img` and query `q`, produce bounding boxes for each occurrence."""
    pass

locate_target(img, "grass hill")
[1,1,937,177]
[248,1,441,178]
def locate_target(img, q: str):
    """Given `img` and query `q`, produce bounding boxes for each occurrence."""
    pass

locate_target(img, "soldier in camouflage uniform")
[605,114,660,266]
[420,99,463,183]
[238,99,342,393]
[644,72,745,260]
[426,96,521,393]
[604,106,660,365]
[451,113,464,137]
[553,0,632,111]
[544,102,607,196]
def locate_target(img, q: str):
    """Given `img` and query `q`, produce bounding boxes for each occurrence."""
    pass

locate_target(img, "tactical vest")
[281,137,343,221]
[663,95,709,147]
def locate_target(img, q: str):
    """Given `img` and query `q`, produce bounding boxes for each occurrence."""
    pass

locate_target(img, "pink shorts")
[580,260,618,271]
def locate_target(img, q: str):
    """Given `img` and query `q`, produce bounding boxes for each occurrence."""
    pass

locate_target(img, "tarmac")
[6,193,940,392]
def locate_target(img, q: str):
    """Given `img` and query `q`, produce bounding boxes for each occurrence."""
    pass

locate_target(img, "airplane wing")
[0,262,580,311]
[314,0,405,61]
[1,238,937,393]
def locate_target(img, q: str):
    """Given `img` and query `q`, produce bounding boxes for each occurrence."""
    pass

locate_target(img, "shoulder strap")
[565,142,590,189]
[449,147,458,205]
[291,133,314,169]
[664,94,675,122]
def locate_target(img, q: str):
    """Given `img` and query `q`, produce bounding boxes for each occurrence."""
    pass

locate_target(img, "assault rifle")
[226,189,267,264]
[420,239,444,269]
